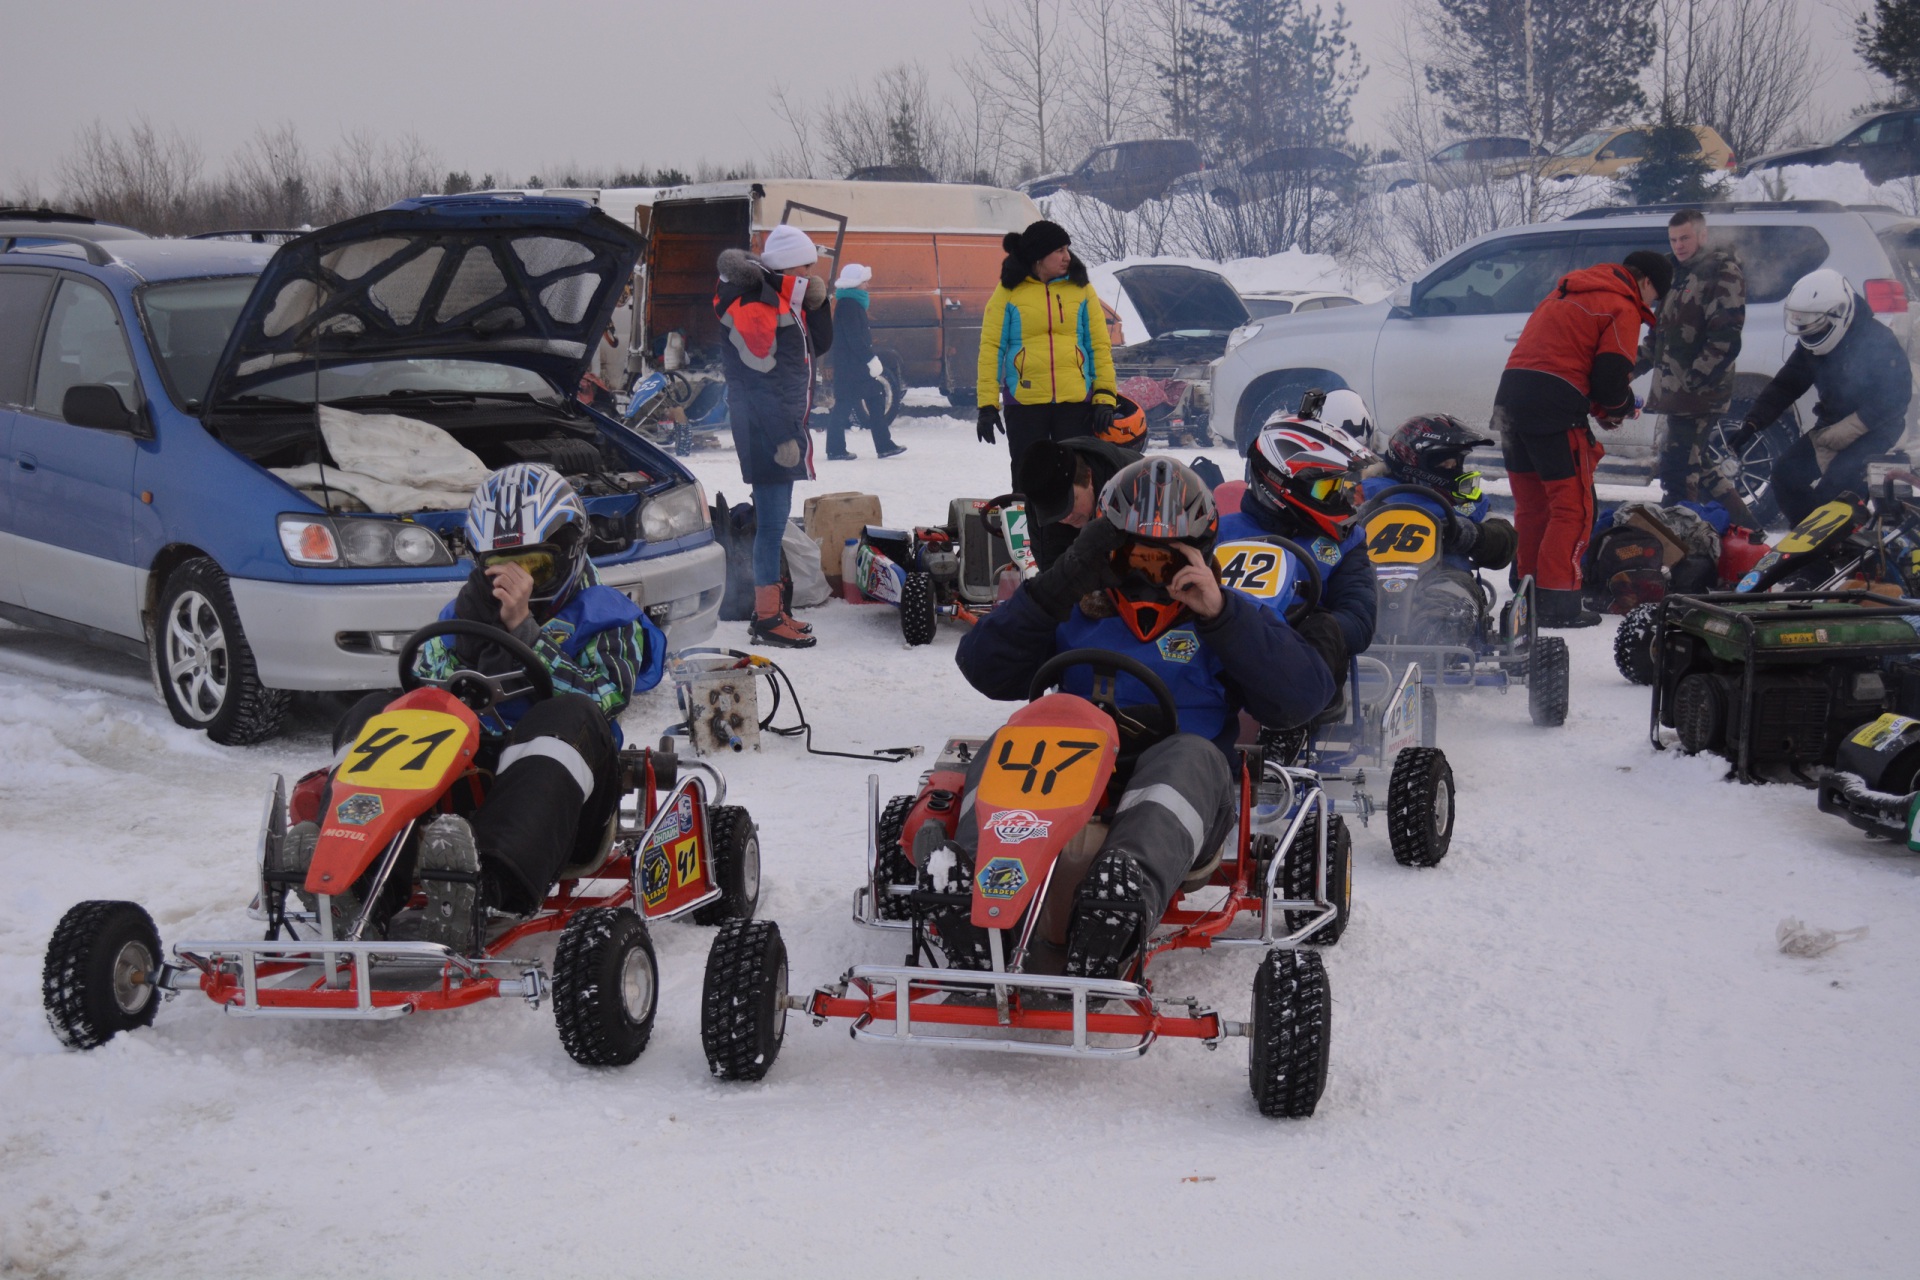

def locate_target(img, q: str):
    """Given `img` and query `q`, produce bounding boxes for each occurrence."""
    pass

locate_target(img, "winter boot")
[750,583,816,649]
[1064,851,1152,981]
[1538,588,1601,630]
[419,814,486,955]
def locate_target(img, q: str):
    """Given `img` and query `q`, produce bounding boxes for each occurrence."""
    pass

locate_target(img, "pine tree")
[1856,0,1920,105]
[1616,109,1715,203]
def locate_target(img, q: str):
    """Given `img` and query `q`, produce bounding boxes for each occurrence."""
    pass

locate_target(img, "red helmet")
[1099,457,1219,642]
[1245,417,1374,540]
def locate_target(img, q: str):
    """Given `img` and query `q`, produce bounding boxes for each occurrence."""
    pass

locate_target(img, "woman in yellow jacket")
[976,220,1118,486]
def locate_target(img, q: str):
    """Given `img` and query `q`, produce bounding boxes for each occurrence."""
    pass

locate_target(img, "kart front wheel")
[43,901,163,1050]
[1614,603,1660,686]
[874,793,919,921]
[693,805,761,925]
[1388,746,1455,867]
[900,570,937,646]
[1528,635,1570,727]
[553,908,659,1067]
[701,919,789,1082]
[1248,948,1331,1119]
[1282,813,1351,945]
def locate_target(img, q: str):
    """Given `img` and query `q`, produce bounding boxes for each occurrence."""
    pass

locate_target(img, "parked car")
[1743,110,1920,185]
[1092,261,1251,444]
[1506,125,1736,182]
[1169,146,1359,206]
[1238,289,1360,319]
[1020,138,1204,211]
[1211,200,1920,521]
[1367,136,1551,193]
[0,198,724,744]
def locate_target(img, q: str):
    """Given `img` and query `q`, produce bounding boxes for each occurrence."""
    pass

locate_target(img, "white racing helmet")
[1784,268,1856,357]
[1318,388,1374,448]
[465,463,592,609]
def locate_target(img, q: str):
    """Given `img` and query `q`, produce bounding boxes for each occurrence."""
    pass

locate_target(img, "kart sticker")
[981,810,1051,845]
[854,543,905,605]
[1213,540,1289,599]
[341,709,470,790]
[1735,570,1762,593]
[1157,630,1199,663]
[641,849,671,908]
[1311,537,1343,567]
[1850,713,1919,752]
[979,727,1108,805]
[1364,510,1439,565]
[333,793,383,826]
[670,835,701,887]
[674,793,695,835]
[977,856,1029,898]
[1776,502,1853,555]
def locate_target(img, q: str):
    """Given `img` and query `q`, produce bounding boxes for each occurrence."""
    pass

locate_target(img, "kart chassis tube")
[1647,589,1920,783]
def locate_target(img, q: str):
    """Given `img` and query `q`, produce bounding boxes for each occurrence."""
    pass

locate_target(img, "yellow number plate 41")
[340,709,473,791]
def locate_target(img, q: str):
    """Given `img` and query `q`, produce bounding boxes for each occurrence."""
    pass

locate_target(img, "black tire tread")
[1249,948,1332,1119]
[552,907,658,1067]
[692,805,759,925]
[1282,813,1352,945]
[156,557,289,745]
[1529,635,1570,727]
[1614,602,1660,685]
[900,571,938,646]
[1387,746,1455,868]
[701,919,788,1082]
[875,793,918,921]
[43,900,163,1050]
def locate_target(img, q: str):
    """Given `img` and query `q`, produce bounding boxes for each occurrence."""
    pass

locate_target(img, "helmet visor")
[479,544,565,593]
[1117,541,1181,586]
[1306,475,1358,506]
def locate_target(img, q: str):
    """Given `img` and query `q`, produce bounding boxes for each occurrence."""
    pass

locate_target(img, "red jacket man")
[1494,252,1669,628]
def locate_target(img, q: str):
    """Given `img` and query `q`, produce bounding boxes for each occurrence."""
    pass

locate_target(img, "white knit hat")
[760,225,818,271]
[835,262,872,289]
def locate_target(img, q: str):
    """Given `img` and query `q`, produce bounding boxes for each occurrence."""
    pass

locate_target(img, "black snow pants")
[1003,399,1093,490]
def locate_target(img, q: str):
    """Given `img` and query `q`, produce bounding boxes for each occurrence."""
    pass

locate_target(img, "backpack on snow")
[712,492,795,622]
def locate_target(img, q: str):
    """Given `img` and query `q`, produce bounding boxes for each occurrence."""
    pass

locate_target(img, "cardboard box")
[804,492,883,586]
[1616,507,1689,568]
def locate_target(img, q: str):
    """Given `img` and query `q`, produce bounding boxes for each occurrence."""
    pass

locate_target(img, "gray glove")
[774,439,802,468]
[1026,520,1125,620]
[803,274,828,308]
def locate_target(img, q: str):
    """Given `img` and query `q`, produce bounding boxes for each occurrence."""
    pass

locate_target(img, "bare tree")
[971,0,1073,174]
[57,118,205,235]
[331,129,437,218]
[768,85,824,178]
[1061,0,1158,155]
[1653,0,1820,163]
[1142,0,1202,138]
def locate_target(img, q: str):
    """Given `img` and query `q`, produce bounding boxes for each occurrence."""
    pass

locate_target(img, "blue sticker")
[334,793,383,826]
[1157,630,1200,663]
[1311,537,1342,566]
[1736,570,1760,593]
[977,856,1029,898]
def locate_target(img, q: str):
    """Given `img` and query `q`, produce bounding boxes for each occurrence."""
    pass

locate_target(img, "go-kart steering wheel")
[1350,482,1464,544]
[397,618,555,713]
[1227,534,1323,625]
[1027,648,1182,753]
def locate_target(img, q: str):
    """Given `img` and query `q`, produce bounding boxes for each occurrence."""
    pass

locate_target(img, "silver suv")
[1212,200,1920,519]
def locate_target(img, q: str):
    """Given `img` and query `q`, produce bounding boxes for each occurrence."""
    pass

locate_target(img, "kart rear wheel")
[43,901,163,1050]
[1614,602,1660,686]
[152,557,288,745]
[1282,813,1352,945]
[900,571,938,646]
[553,907,658,1067]
[1420,684,1438,749]
[693,805,761,925]
[701,919,789,1081]
[1673,673,1728,755]
[1528,635,1570,727]
[874,793,919,921]
[1388,746,1455,868]
[1248,948,1331,1119]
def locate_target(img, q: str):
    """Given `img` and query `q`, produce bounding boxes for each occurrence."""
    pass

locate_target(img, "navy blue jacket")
[1218,508,1377,655]
[955,584,1334,762]
[1749,299,1913,442]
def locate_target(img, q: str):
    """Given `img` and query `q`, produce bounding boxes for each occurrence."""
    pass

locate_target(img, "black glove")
[1470,516,1517,571]
[1026,519,1125,620]
[450,566,519,671]
[1294,609,1350,692]
[1089,401,1115,436]
[1444,514,1480,557]
[1725,420,1760,455]
[977,405,1002,444]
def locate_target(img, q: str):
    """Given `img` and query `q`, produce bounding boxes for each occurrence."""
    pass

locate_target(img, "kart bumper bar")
[167,939,549,1020]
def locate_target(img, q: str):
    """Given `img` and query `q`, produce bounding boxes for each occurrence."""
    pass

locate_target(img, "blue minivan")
[0,196,723,743]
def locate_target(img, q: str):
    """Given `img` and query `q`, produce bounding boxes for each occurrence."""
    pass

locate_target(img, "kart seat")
[1178,834,1226,894]
[556,807,619,882]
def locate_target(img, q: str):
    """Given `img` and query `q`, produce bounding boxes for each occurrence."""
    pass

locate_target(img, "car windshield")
[1554,130,1614,157]
[138,277,255,410]
[241,359,563,404]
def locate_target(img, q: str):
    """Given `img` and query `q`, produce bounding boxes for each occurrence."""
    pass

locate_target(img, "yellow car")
[1500,125,1737,181]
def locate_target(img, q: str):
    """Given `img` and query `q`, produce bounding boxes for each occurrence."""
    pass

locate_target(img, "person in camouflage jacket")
[1635,209,1751,522]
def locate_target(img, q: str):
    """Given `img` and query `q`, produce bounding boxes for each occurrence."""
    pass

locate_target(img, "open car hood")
[1113,265,1249,338]
[204,195,643,409]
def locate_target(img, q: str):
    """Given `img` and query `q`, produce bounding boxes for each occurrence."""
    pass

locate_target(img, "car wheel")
[151,557,288,745]
[1708,401,1798,528]
[944,385,977,410]
[1240,374,1348,452]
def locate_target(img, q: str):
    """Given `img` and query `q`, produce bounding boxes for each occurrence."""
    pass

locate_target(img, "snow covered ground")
[4,413,1919,1277]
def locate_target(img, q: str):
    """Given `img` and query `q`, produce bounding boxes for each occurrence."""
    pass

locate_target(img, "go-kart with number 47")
[42,618,766,1068]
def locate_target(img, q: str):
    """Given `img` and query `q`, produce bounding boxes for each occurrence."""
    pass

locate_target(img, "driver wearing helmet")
[314,463,666,953]
[1723,268,1913,527]
[953,458,1336,979]
[1363,414,1518,574]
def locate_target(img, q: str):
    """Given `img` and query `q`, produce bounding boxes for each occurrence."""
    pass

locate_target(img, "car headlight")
[639,481,711,542]
[1224,323,1263,355]
[277,515,455,568]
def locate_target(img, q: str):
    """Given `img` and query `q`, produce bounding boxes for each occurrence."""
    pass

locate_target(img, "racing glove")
[1089,401,1115,436]
[451,566,536,672]
[1026,519,1125,620]
[1724,420,1760,455]
[1468,516,1517,571]
[1294,609,1350,693]
[976,405,1002,444]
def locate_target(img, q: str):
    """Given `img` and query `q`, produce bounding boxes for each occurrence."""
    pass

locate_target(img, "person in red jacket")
[1493,251,1671,628]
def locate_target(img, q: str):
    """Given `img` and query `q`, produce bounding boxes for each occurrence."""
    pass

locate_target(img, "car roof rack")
[0,230,118,266]
[187,228,308,243]
[1564,199,1850,220]
[0,206,100,224]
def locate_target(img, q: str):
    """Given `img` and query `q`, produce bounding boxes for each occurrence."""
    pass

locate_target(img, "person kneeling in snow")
[288,463,665,953]
[949,458,1338,981]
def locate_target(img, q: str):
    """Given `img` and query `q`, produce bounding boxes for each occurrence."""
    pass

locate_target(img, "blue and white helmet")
[465,463,591,607]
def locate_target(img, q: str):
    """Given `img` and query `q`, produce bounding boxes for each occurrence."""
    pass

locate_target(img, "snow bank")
[1725,161,1920,215]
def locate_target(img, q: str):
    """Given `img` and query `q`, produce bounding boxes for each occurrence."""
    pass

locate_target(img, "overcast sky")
[0,0,1883,192]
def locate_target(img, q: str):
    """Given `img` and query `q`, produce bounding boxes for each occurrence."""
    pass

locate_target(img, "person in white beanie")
[714,225,833,647]
[827,262,904,460]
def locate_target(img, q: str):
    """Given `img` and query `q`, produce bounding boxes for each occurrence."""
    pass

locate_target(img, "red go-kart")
[42,620,762,1069]
[695,649,1341,1118]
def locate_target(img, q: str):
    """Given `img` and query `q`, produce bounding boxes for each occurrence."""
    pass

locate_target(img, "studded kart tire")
[693,805,761,925]
[552,907,659,1067]
[1387,746,1455,868]
[1528,635,1570,728]
[1614,603,1660,686]
[1248,948,1332,1119]
[701,919,789,1082]
[874,793,918,921]
[152,557,288,745]
[1281,813,1352,945]
[43,901,164,1050]
[900,571,938,646]
[1674,673,1728,755]
[1420,683,1439,749]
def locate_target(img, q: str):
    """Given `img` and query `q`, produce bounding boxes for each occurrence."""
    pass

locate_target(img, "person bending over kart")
[1018,432,1142,569]
[953,458,1339,980]
[287,463,665,953]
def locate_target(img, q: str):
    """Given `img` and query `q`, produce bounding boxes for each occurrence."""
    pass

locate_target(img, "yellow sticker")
[1363,509,1440,565]
[977,726,1111,806]
[1212,540,1290,599]
[670,835,702,888]
[1777,631,1817,645]
[337,709,470,791]
[1777,502,1853,555]
[1851,713,1917,750]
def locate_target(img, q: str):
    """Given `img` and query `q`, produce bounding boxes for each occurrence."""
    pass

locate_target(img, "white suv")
[1212,201,1920,519]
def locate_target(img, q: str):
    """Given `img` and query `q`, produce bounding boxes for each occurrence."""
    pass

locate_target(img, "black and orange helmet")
[1099,457,1219,642]
[1096,394,1147,449]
